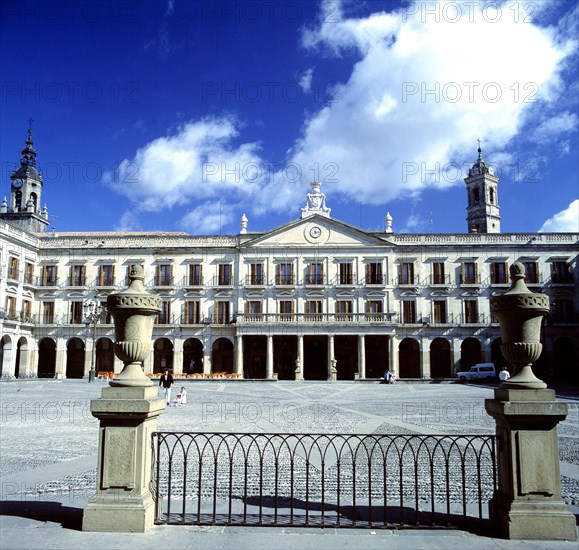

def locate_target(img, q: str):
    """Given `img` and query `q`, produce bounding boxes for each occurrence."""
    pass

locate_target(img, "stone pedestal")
[485,388,576,541]
[82,386,165,532]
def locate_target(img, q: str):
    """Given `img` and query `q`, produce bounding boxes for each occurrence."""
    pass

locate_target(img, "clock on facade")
[12,179,23,189]
[309,226,322,238]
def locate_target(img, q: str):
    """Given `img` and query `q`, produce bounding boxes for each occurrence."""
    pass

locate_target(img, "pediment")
[242,215,392,250]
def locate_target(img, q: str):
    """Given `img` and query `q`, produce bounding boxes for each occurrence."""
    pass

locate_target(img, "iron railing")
[152,432,496,529]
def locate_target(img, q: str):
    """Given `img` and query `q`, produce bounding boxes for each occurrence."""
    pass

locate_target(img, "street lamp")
[84,299,107,383]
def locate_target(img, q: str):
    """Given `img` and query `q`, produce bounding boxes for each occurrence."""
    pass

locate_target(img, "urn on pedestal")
[490,262,549,389]
[106,264,161,387]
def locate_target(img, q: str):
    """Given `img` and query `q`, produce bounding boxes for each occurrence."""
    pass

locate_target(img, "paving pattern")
[0,380,578,513]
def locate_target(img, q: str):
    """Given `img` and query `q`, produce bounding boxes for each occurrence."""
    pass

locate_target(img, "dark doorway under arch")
[66,338,85,379]
[399,338,420,378]
[430,337,451,378]
[154,338,174,373]
[183,338,204,374]
[460,337,481,372]
[38,338,56,378]
[212,337,233,374]
[304,336,327,380]
[243,336,267,379]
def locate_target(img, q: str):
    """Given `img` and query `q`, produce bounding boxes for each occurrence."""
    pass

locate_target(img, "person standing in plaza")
[159,368,174,404]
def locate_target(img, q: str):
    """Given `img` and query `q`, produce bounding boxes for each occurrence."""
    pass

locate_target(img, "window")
[473,187,480,203]
[156,264,172,286]
[461,262,478,285]
[279,300,294,320]
[522,261,539,284]
[188,263,203,286]
[433,300,447,324]
[277,263,294,285]
[246,300,263,320]
[100,301,112,324]
[551,261,572,284]
[307,262,323,285]
[336,300,353,321]
[216,301,230,324]
[99,264,115,286]
[305,300,322,320]
[8,257,20,280]
[218,264,232,286]
[249,263,264,285]
[42,302,54,324]
[184,301,200,324]
[71,265,86,286]
[42,265,58,286]
[15,190,22,210]
[464,300,478,324]
[70,301,83,324]
[402,300,416,323]
[491,262,508,284]
[399,262,415,285]
[366,262,383,285]
[6,296,17,318]
[338,262,353,285]
[554,300,573,323]
[22,299,32,321]
[489,187,495,204]
[24,262,34,284]
[432,262,445,285]
[366,300,383,320]
[157,301,171,324]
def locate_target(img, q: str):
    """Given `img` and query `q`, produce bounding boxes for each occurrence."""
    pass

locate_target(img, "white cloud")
[179,200,236,234]
[299,67,314,93]
[104,117,265,217]
[539,200,579,232]
[291,0,577,204]
[531,112,578,143]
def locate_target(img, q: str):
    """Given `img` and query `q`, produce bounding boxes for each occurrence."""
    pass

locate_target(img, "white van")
[457,363,497,381]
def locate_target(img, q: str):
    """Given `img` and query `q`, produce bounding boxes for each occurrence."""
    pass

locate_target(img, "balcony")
[365,275,386,286]
[7,268,20,282]
[459,275,481,287]
[152,276,174,288]
[236,313,396,324]
[183,275,204,288]
[245,274,265,287]
[275,275,295,286]
[428,274,451,287]
[550,273,574,285]
[37,276,59,288]
[304,275,325,286]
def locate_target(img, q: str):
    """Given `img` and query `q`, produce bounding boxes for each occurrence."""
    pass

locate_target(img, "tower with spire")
[0,123,49,233]
[464,141,500,233]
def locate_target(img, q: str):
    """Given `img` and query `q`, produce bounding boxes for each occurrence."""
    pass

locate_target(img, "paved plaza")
[1,379,577,549]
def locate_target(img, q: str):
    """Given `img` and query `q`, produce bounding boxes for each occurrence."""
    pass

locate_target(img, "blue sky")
[1,0,578,235]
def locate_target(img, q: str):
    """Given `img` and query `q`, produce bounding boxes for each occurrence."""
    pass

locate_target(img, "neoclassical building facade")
[1,133,578,381]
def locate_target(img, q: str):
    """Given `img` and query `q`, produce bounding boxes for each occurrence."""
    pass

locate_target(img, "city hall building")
[1,130,578,382]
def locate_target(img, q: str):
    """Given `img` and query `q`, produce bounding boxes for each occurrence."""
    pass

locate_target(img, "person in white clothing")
[499,367,511,382]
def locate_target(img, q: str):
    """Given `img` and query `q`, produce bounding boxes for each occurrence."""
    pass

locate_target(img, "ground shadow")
[0,500,83,531]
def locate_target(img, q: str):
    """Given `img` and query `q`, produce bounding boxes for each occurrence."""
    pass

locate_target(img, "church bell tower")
[464,143,500,233]
[0,125,49,233]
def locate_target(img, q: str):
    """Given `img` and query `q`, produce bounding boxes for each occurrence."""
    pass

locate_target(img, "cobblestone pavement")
[0,379,577,549]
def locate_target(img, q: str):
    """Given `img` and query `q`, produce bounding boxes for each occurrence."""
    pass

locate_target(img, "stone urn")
[490,262,549,389]
[106,264,161,387]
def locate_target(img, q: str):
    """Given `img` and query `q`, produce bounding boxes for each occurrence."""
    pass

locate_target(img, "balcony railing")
[428,274,451,286]
[245,274,265,286]
[275,275,295,286]
[7,268,21,281]
[550,273,574,284]
[37,276,59,287]
[365,275,386,286]
[237,313,396,324]
[304,275,325,285]
[397,275,421,286]
[153,276,174,287]
[459,275,481,286]
[183,275,204,287]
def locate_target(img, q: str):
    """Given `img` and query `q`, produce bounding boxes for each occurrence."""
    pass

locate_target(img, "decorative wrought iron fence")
[152,432,496,529]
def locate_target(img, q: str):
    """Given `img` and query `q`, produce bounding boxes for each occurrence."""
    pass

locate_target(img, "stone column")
[327,334,335,381]
[484,263,576,541]
[266,335,274,380]
[83,265,164,533]
[295,335,304,381]
[357,335,365,379]
[235,334,244,376]
[421,339,431,379]
[389,335,398,377]
[55,340,66,379]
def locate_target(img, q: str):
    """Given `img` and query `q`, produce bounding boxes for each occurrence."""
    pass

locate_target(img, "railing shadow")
[0,500,83,531]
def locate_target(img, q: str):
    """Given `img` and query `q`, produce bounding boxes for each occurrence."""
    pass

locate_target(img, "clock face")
[13,179,23,189]
[309,226,322,238]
